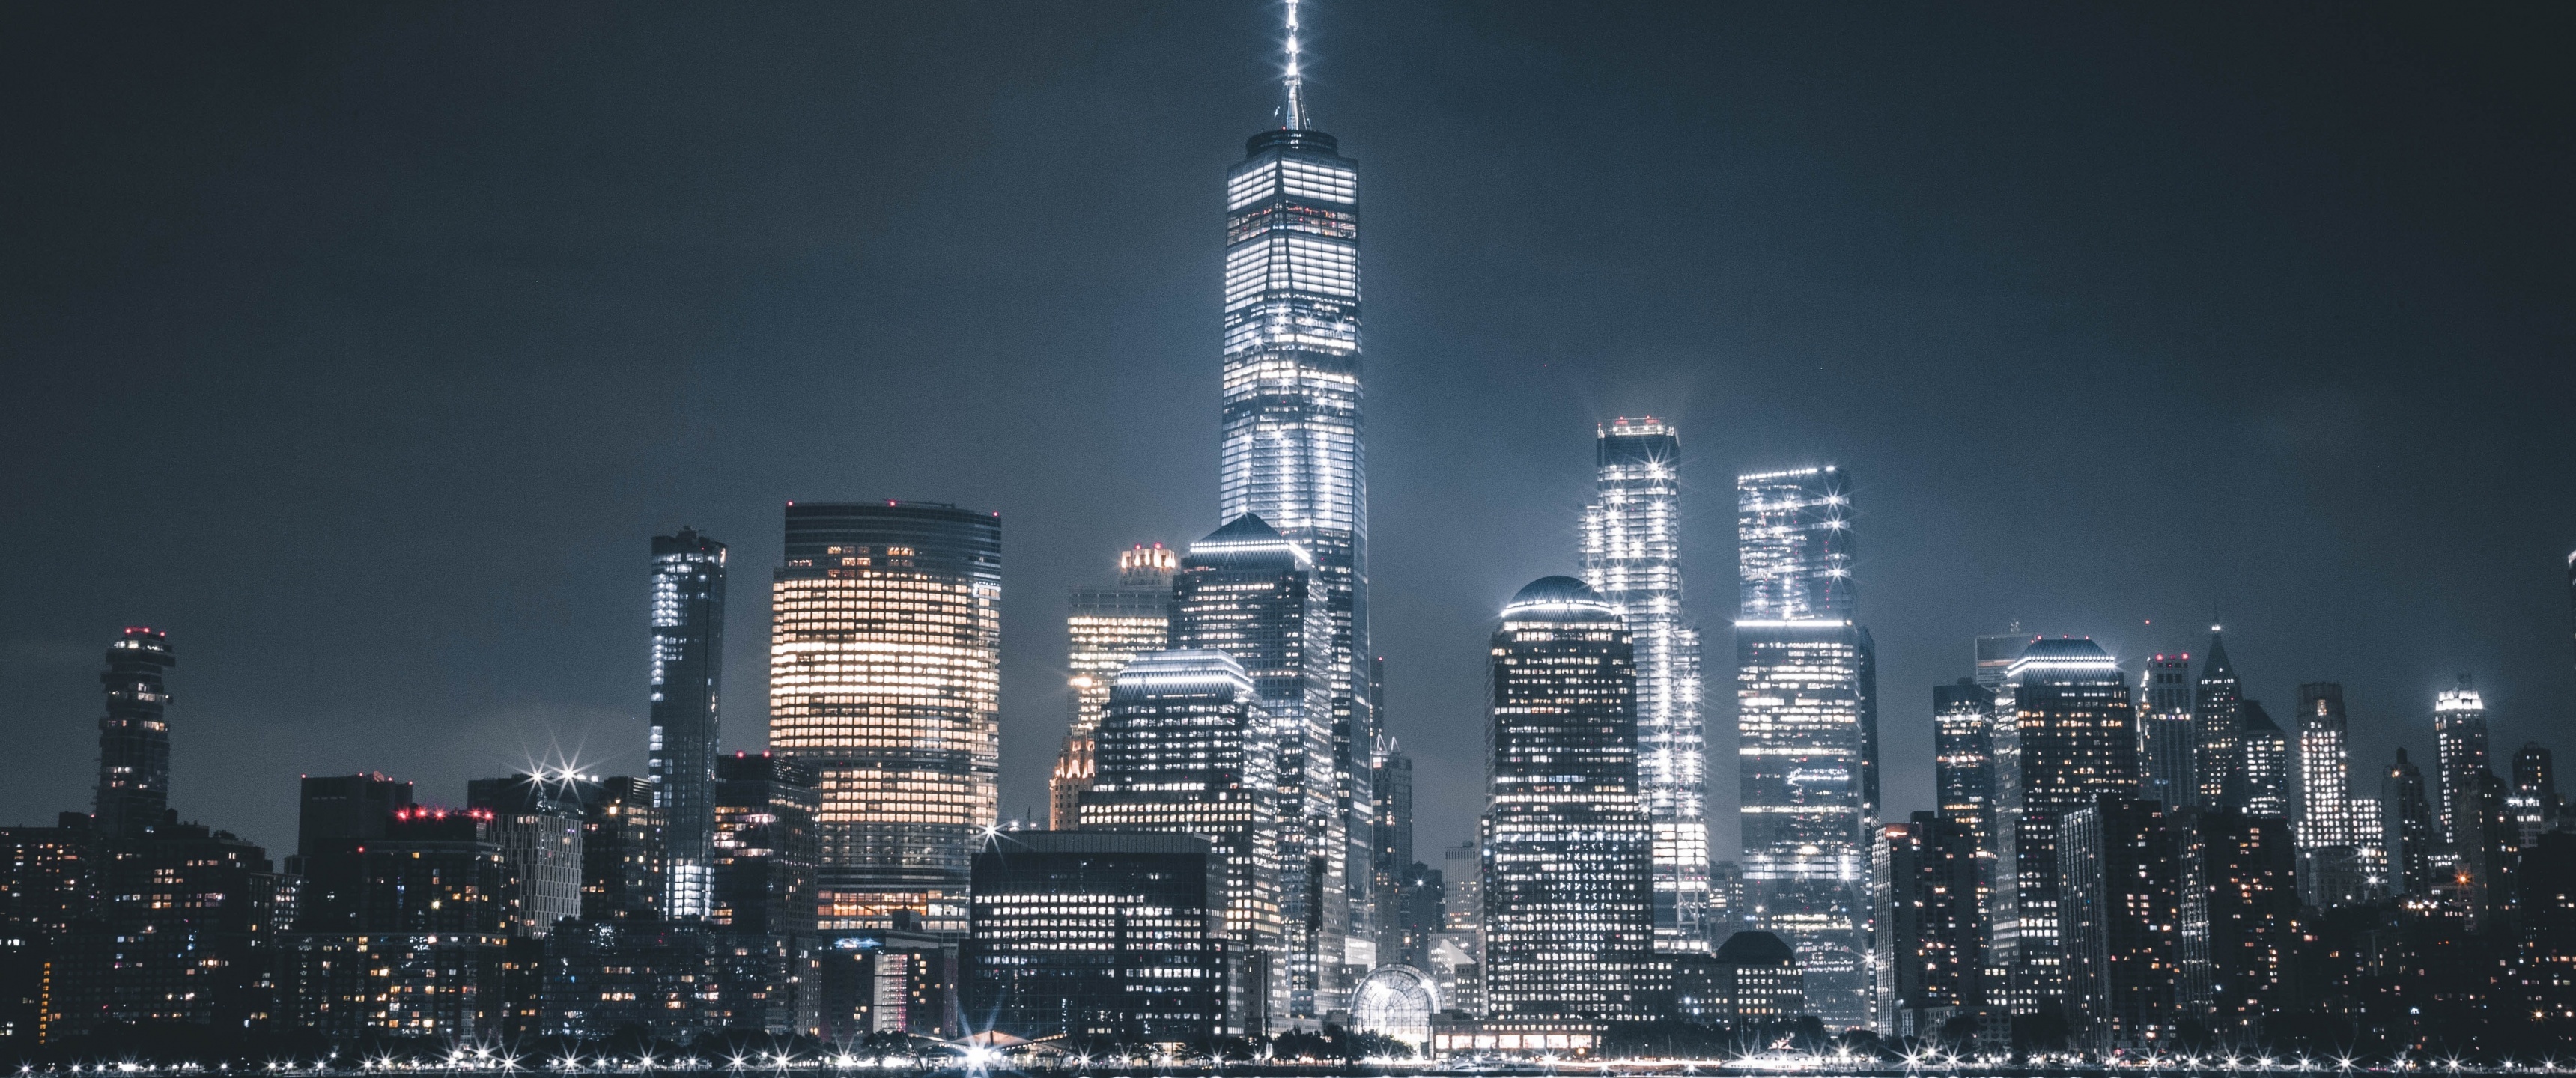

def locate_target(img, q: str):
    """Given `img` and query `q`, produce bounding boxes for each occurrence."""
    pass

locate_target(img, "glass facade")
[648,529,727,919]
[1480,577,1659,1020]
[1221,97,1375,962]
[2433,674,2490,844]
[1080,648,1284,1023]
[1733,466,1876,1029]
[1050,543,1177,829]
[965,831,1246,1041]
[768,501,1000,928]
[1579,417,1710,954]
[1992,637,2137,1012]
[1167,513,1338,1017]
[93,627,176,838]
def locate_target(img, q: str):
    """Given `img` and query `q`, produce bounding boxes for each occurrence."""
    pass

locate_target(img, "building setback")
[1580,416,1710,954]
[1481,577,1659,1022]
[1051,543,1178,829]
[768,501,1000,932]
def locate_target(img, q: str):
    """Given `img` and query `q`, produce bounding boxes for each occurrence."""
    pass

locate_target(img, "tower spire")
[1282,0,1308,130]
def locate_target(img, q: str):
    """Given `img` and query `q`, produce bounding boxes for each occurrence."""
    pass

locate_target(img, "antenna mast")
[1284,0,1308,130]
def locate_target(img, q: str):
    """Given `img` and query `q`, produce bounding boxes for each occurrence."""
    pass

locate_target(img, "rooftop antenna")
[1283,0,1309,130]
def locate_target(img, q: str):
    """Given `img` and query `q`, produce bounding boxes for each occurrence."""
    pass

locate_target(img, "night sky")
[5,2,2571,861]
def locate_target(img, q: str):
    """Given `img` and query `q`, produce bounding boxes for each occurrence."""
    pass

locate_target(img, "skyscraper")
[93,627,176,837]
[965,831,1248,1041]
[1933,680,1996,865]
[1581,416,1710,954]
[2512,743,2561,847]
[1168,513,1336,1015]
[649,529,727,919]
[1871,812,1984,1038]
[1973,630,2032,695]
[1481,577,1659,1020]
[2194,809,2297,1033]
[1079,648,1283,1021]
[1051,543,1178,829]
[768,501,1000,931]
[2056,796,2181,1054]
[708,752,819,937]
[2382,749,2435,898]
[1992,638,2139,1011]
[577,776,664,922]
[2192,628,2241,809]
[2295,684,2354,847]
[2232,701,2290,820]
[1734,466,1877,1029]
[1221,2,1374,972]
[2136,654,2196,810]
[2433,674,2491,844]
[467,773,588,937]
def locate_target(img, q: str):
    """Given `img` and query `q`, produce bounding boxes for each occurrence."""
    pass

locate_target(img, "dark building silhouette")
[1994,637,2139,1011]
[0,814,104,1044]
[2057,797,2180,1054]
[1874,811,1984,1038]
[577,776,664,921]
[2191,630,2242,810]
[1933,680,1996,883]
[710,752,819,936]
[2384,749,2437,898]
[817,926,958,1041]
[1675,930,1803,1026]
[57,819,289,1038]
[538,919,722,1041]
[965,830,1245,1041]
[2232,700,2291,820]
[91,627,176,838]
[2137,654,2197,814]
[289,773,414,869]
[2512,743,2562,848]
[1481,576,1659,1022]
[2191,808,2296,1034]
[649,527,727,919]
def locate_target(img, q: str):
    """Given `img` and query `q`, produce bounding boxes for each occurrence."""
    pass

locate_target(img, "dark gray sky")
[4,2,2571,859]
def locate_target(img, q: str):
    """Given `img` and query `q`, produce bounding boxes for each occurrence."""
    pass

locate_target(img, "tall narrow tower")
[2432,674,2491,844]
[1222,0,1374,966]
[2191,628,2242,808]
[1580,417,1710,953]
[648,528,727,918]
[94,627,176,837]
[1733,466,1877,1028]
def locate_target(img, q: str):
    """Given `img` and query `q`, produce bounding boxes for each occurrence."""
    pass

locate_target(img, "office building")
[2294,683,2372,907]
[2136,654,2196,811]
[1974,630,2031,695]
[1873,812,1984,1038]
[710,752,820,936]
[2513,743,2562,848]
[92,627,177,838]
[1373,731,1415,963]
[2433,674,2490,843]
[0,816,104,1045]
[1674,931,1804,1027]
[1580,416,1710,954]
[2056,797,2181,1055]
[2456,766,2517,931]
[1734,466,1876,1028]
[1393,862,1442,972]
[1051,543,1179,829]
[1933,680,1996,864]
[1167,513,1337,1016]
[1481,577,1659,1021]
[538,919,722,1040]
[55,819,290,1038]
[2382,749,2436,898]
[1219,19,1376,980]
[2192,809,2296,1034]
[648,528,728,919]
[1078,648,1284,1019]
[577,776,664,921]
[816,927,959,1040]
[2232,701,2291,820]
[468,774,588,937]
[288,773,416,872]
[768,500,1000,931]
[965,831,1247,1041]
[1992,638,2139,1011]
[2192,629,2242,810]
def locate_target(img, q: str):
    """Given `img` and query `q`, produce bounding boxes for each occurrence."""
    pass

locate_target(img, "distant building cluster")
[10,12,2576,1071]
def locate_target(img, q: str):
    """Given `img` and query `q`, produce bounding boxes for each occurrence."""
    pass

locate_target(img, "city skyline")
[5,1,2573,880]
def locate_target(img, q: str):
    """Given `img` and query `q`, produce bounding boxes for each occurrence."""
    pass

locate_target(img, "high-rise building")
[577,776,664,922]
[1219,10,1375,982]
[648,528,728,919]
[1372,731,1415,963]
[1974,630,2031,695]
[768,501,1000,931]
[2294,684,2371,908]
[2232,701,2291,820]
[1991,638,2138,1011]
[2456,766,2517,931]
[2136,654,2196,810]
[1872,812,1984,1038]
[2382,749,2436,898]
[709,752,819,936]
[2193,809,2296,1034]
[1051,543,1178,829]
[467,774,589,937]
[2192,629,2242,810]
[2512,743,2562,848]
[1077,648,1284,1020]
[1167,513,1337,1016]
[965,831,1248,1041]
[2433,675,2491,844]
[58,819,293,1038]
[2056,796,2181,1055]
[92,627,176,838]
[0,815,103,1045]
[1733,466,1876,1029]
[1481,577,1659,1021]
[1580,416,1710,954]
[1933,680,1996,865]
[289,773,416,871]
[284,808,514,1041]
